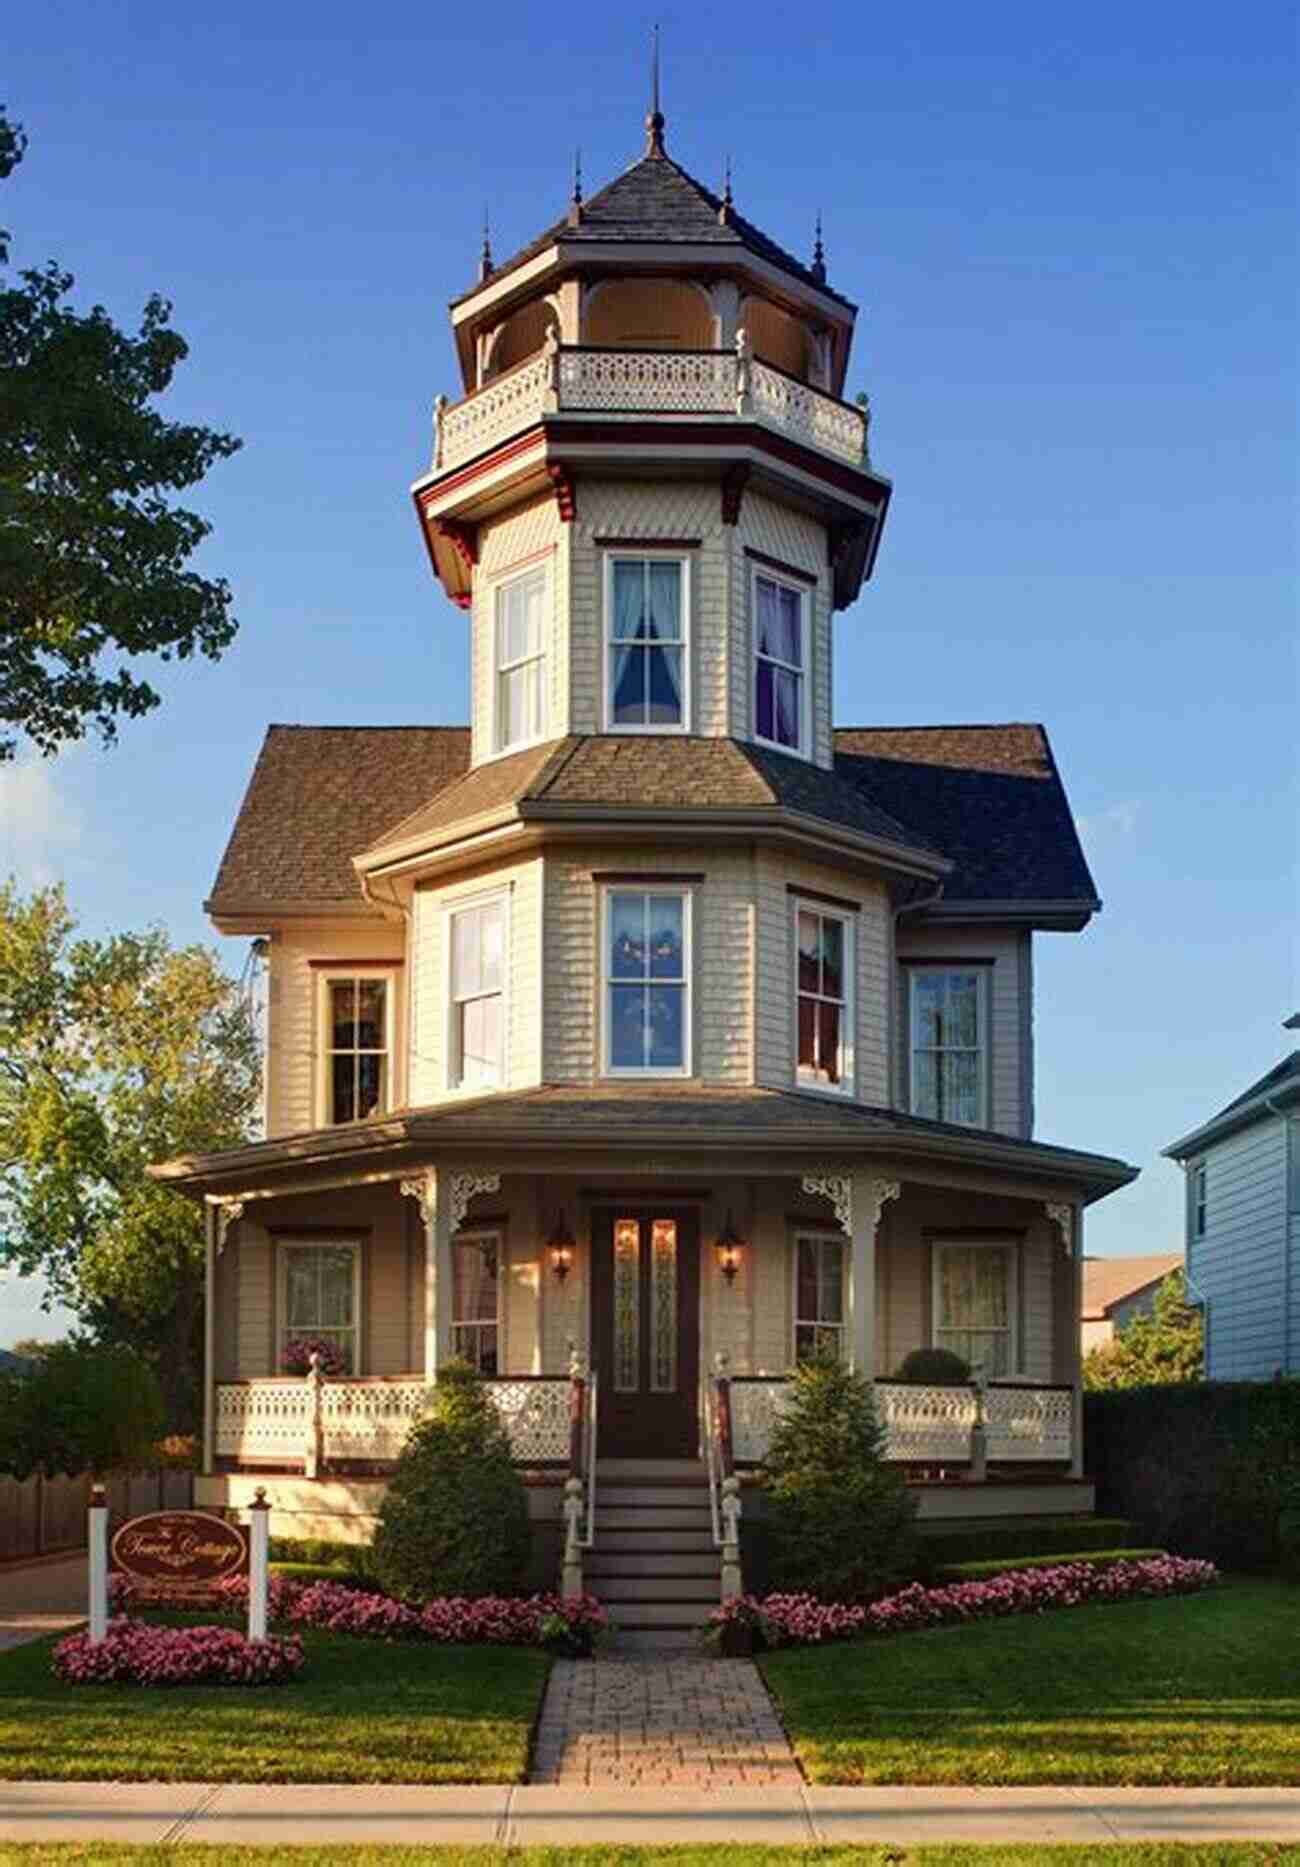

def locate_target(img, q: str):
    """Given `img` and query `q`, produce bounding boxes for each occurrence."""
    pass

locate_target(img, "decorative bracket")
[400,1172,437,1227]
[433,517,478,574]
[214,1199,245,1255]
[546,463,576,523]
[863,1178,901,1231]
[449,1171,501,1232]
[1045,1202,1075,1256]
[721,462,751,527]
[802,1171,853,1235]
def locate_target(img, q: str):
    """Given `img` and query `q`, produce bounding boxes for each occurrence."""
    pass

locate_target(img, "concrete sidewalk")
[2,1781,1298,1846]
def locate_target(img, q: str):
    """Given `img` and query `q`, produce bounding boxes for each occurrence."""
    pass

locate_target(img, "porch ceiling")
[149,1083,1137,1205]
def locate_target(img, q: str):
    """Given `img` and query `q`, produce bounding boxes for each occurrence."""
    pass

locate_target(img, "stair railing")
[582,1363,598,1550]
[707,1352,744,1600]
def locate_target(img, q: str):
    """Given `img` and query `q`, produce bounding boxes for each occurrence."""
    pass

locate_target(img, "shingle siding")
[736,493,833,768]
[893,925,1030,1138]
[266,924,406,1138]
[473,498,562,762]
[1190,1117,1290,1379]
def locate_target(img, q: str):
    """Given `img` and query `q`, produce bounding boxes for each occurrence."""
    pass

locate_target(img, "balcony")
[434,340,872,478]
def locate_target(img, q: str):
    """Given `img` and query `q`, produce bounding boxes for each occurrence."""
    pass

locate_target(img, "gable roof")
[1082,1254,1182,1320]
[1164,1050,1300,1160]
[456,150,854,311]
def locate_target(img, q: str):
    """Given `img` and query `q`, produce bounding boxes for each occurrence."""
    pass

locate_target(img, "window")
[324,976,390,1123]
[280,1242,360,1373]
[753,571,807,753]
[603,887,690,1075]
[1193,1163,1207,1238]
[495,567,547,753]
[448,895,505,1090]
[909,968,987,1126]
[452,1231,502,1374]
[795,903,853,1093]
[794,1233,846,1363]
[932,1241,1016,1377]
[605,555,688,731]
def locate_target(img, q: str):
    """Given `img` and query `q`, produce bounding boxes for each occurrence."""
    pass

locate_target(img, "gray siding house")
[1164,1030,1300,1380]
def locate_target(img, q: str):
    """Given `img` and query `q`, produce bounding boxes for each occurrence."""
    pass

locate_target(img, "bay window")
[932,1240,1016,1377]
[322,975,391,1124]
[495,566,547,753]
[605,554,688,731]
[794,1233,846,1363]
[603,887,690,1075]
[753,570,807,754]
[448,893,506,1090]
[279,1241,360,1374]
[909,967,987,1126]
[795,901,854,1093]
[452,1231,502,1374]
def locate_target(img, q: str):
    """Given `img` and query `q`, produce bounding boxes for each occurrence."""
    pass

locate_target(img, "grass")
[761,1579,1300,1787]
[0,1848,1295,1866]
[0,1618,549,1784]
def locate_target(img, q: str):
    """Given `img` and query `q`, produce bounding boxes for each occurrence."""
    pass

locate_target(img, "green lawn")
[0,1848,1295,1867]
[0,1623,549,1784]
[761,1580,1300,1787]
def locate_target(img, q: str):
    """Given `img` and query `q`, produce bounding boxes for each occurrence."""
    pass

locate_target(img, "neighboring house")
[1080,1255,1182,1355]
[1164,1022,1300,1381]
[149,99,1137,1624]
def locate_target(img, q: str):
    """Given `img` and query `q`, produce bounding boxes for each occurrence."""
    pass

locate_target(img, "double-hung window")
[495,567,547,753]
[753,570,807,754]
[932,1240,1016,1377]
[448,894,506,1090]
[606,554,688,731]
[795,902,854,1093]
[452,1231,502,1374]
[280,1241,360,1374]
[323,975,391,1123]
[909,968,987,1126]
[794,1233,846,1363]
[1192,1163,1207,1239]
[603,887,690,1075]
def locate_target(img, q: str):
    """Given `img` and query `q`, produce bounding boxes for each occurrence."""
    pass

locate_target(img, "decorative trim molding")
[863,1178,902,1231]
[434,517,478,572]
[594,536,701,549]
[787,883,860,913]
[1045,1201,1075,1255]
[745,546,817,587]
[720,462,751,526]
[801,1172,852,1235]
[450,1171,502,1232]
[546,463,576,523]
[215,1200,245,1254]
[400,1173,436,1227]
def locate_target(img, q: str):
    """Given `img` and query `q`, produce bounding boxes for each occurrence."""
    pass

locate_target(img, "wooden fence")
[0,1469,194,1564]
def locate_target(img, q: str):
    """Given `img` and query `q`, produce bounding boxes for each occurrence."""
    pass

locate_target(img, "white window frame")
[791,1230,848,1364]
[601,550,691,735]
[930,1238,1018,1378]
[451,1227,506,1374]
[316,968,396,1127]
[277,1239,363,1375]
[442,886,511,1095]
[792,898,855,1098]
[907,966,990,1128]
[751,565,812,759]
[490,562,549,759]
[600,883,693,1079]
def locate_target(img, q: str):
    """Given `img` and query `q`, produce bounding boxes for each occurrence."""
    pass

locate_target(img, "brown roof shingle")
[1081,1254,1182,1319]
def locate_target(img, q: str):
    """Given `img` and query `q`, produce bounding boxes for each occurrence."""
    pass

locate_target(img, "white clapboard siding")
[1191,1117,1290,1379]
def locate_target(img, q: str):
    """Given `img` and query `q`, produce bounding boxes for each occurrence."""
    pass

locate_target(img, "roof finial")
[573,147,583,206]
[719,155,733,223]
[645,23,666,156]
[479,207,494,283]
[811,211,826,284]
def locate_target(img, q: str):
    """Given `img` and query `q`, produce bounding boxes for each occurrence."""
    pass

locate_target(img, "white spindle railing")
[984,1384,1073,1461]
[728,1377,1073,1466]
[557,346,737,413]
[437,348,552,470]
[748,358,866,465]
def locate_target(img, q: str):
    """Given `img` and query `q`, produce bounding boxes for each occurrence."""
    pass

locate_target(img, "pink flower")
[53,1620,305,1687]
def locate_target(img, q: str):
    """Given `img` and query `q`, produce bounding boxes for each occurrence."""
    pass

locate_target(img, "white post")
[720,1476,743,1601]
[1067,1205,1085,1478]
[247,1487,270,1643]
[304,1352,323,1479]
[202,1204,217,1475]
[87,1484,109,1643]
[851,1175,900,1382]
[561,1477,584,1600]
[969,1367,988,1483]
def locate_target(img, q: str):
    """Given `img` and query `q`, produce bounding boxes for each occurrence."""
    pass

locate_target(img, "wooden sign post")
[247,1488,270,1643]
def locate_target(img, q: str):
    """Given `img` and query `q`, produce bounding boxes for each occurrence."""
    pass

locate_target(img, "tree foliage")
[0,882,260,1424]
[0,106,241,760]
[0,1340,164,1477]
[1083,1270,1204,1391]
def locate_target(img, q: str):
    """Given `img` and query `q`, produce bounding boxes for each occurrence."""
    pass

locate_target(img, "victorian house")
[153,98,1136,1632]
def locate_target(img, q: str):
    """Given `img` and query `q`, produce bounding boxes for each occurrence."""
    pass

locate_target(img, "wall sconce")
[715,1211,744,1285]
[547,1210,575,1283]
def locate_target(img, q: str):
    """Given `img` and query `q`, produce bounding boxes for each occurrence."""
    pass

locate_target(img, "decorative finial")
[645,23,666,156]
[479,208,493,283]
[719,155,733,224]
[811,211,826,284]
[573,147,583,206]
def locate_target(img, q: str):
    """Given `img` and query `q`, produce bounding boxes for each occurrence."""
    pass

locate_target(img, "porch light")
[547,1210,575,1283]
[715,1212,744,1285]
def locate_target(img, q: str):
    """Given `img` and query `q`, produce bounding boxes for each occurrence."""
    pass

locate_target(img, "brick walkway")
[530,1652,802,1787]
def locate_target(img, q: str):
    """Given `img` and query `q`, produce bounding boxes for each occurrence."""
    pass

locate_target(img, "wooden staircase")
[585,1458,721,1648]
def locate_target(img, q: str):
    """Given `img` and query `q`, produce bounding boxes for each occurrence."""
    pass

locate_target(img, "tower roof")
[452,149,856,313]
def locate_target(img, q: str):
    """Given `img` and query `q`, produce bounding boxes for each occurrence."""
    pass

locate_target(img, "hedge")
[917,1516,1136,1567]
[1085,1379,1300,1573]
[935,1547,1164,1583]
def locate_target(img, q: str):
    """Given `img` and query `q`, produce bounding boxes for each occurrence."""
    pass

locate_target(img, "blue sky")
[1,0,1295,1344]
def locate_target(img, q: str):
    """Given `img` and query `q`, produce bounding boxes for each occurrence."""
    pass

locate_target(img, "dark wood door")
[591,1208,700,1458]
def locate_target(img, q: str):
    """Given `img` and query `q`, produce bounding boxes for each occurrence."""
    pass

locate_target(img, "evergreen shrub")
[893,1346,971,1384]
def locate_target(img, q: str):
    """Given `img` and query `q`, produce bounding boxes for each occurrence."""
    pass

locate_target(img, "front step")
[589,1551,719,1578]
[588,1460,721,1638]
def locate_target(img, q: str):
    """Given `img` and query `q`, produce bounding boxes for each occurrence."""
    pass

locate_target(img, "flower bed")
[210,1573,608,1653]
[53,1619,305,1687]
[707,1554,1220,1651]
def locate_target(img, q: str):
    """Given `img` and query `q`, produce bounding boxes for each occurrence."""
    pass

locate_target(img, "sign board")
[111,1510,248,1602]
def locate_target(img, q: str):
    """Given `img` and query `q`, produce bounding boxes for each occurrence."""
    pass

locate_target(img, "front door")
[591,1208,700,1458]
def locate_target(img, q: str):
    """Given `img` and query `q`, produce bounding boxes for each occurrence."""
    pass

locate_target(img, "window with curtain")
[796,904,852,1092]
[452,1232,501,1374]
[909,968,986,1126]
[794,1234,846,1363]
[449,897,505,1089]
[324,976,389,1123]
[933,1241,1015,1376]
[754,572,806,752]
[495,567,547,752]
[606,556,686,730]
[280,1243,359,1373]
[604,888,689,1074]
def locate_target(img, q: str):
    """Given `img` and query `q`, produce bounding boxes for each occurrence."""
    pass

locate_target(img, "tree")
[8,1335,63,1360]
[1083,1269,1204,1391]
[0,1341,163,1477]
[0,107,240,760]
[0,883,260,1425]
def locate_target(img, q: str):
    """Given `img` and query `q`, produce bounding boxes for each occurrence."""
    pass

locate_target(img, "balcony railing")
[433,339,871,476]
[728,1377,1073,1467]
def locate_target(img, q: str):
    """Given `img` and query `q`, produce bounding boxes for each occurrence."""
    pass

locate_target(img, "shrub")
[893,1346,972,1384]
[934,1547,1164,1582]
[53,1620,305,1686]
[369,1361,530,1601]
[762,1355,918,1602]
[917,1515,1136,1570]
[0,1342,165,1478]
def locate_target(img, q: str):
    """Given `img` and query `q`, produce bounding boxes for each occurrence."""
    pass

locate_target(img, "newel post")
[561,1344,587,1600]
[247,1487,270,1643]
[543,325,561,414]
[713,1352,743,1601]
[87,1484,109,1644]
[968,1368,988,1483]
[735,327,752,417]
[304,1352,323,1480]
[433,393,448,468]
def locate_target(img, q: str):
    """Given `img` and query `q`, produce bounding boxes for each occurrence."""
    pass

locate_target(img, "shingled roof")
[208,722,1097,920]
[456,149,854,311]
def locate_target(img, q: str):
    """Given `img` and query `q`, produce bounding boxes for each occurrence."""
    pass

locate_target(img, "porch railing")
[433,340,871,474]
[728,1377,1073,1467]
[702,1355,743,1599]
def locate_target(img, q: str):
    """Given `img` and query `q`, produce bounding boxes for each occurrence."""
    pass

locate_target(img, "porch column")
[202,1203,217,1475]
[1048,1200,1084,1478]
[402,1170,502,1381]
[801,1172,899,1379]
